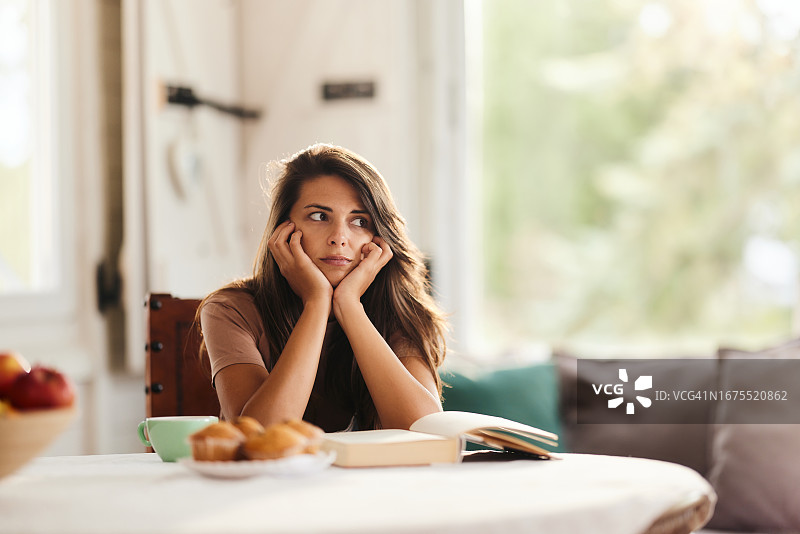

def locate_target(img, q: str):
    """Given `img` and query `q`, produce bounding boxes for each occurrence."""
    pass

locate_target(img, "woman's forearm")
[334,299,442,430]
[241,298,330,425]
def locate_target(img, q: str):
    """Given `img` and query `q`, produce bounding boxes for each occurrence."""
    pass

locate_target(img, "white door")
[122,0,248,374]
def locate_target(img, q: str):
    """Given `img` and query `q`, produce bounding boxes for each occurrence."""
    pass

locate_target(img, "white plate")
[178,451,336,479]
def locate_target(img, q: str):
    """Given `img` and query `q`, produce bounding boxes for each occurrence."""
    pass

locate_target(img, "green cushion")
[440,362,564,452]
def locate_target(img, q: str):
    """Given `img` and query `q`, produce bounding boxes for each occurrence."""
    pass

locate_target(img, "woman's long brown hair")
[197,144,447,429]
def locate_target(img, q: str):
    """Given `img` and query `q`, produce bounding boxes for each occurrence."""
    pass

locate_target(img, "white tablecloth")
[0,453,714,534]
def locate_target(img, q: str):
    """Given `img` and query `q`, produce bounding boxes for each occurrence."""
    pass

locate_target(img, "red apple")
[8,365,75,410]
[0,351,31,398]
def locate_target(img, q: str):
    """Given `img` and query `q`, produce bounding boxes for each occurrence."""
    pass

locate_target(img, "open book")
[320,411,558,467]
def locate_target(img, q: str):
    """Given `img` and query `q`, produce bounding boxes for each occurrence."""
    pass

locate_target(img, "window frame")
[0,0,77,324]
[0,0,104,384]
[415,0,486,357]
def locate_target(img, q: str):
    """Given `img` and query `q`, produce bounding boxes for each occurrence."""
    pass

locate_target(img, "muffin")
[187,421,246,461]
[232,416,264,438]
[283,419,324,453]
[242,424,308,460]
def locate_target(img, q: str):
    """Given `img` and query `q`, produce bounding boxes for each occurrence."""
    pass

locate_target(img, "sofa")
[440,338,800,533]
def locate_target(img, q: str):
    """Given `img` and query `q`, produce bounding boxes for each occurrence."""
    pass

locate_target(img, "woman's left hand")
[333,236,393,310]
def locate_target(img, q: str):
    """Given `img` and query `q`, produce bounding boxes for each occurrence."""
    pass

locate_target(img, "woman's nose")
[328,221,348,246]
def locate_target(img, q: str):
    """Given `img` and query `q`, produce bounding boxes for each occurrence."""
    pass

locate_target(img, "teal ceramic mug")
[137,416,218,462]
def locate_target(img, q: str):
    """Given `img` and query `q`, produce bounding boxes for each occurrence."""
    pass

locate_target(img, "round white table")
[0,453,714,534]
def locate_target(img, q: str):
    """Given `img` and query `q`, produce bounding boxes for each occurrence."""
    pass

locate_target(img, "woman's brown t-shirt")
[199,287,354,432]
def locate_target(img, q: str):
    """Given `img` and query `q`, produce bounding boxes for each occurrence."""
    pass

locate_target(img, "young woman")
[198,144,447,432]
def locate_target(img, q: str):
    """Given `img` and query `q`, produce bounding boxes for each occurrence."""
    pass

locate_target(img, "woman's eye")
[353,217,368,228]
[309,212,326,221]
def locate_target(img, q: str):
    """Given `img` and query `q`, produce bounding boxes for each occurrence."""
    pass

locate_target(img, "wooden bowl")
[0,406,77,479]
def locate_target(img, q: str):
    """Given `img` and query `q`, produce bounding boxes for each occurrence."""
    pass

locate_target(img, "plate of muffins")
[179,417,335,479]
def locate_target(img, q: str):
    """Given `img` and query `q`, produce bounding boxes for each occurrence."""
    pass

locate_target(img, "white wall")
[140,0,248,297]
[238,0,423,256]
[123,0,250,378]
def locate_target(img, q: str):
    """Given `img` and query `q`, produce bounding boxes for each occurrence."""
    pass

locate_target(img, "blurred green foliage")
[480,0,800,353]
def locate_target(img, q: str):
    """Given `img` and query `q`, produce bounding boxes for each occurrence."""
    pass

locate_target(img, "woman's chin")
[325,273,346,288]
[320,265,356,288]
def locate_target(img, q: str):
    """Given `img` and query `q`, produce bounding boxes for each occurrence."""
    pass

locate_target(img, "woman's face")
[288,174,376,287]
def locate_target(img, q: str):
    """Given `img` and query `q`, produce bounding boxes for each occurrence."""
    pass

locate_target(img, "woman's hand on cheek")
[333,237,392,312]
[268,221,333,306]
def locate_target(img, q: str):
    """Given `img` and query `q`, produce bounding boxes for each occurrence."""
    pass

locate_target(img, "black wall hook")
[165,84,262,120]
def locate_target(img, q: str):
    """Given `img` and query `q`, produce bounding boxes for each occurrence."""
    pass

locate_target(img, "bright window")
[0,0,58,297]
[0,0,77,328]
[474,0,800,356]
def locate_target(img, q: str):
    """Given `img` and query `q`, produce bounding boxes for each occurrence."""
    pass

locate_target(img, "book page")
[410,411,558,441]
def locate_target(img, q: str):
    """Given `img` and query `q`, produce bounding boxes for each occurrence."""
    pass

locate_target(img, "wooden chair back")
[145,293,220,418]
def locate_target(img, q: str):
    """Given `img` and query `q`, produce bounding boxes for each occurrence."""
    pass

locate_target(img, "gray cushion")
[705,339,800,532]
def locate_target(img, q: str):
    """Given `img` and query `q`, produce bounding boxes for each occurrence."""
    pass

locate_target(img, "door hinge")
[96,260,122,313]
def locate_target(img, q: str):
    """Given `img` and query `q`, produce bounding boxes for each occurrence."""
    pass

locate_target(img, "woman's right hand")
[267,221,332,306]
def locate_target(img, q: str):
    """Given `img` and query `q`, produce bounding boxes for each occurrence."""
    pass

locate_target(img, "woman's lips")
[321,256,352,267]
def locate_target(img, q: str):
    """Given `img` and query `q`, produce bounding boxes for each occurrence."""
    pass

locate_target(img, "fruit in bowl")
[9,365,76,410]
[0,353,77,479]
[0,351,31,397]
